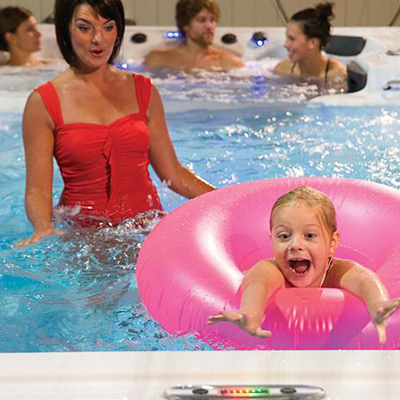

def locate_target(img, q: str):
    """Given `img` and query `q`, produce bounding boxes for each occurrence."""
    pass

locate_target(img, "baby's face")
[270,203,339,288]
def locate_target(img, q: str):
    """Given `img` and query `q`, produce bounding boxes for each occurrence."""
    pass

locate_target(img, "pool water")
[0,63,399,352]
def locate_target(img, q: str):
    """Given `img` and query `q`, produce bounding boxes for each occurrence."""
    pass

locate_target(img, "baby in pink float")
[208,186,400,344]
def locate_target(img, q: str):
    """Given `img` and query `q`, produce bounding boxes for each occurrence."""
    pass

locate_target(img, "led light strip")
[219,387,271,397]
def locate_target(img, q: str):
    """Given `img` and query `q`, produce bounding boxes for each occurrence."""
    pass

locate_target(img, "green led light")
[223,387,271,397]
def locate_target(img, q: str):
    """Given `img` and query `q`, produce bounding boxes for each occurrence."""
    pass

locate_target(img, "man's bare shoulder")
[143,46,182,68]
[216,47,244,69]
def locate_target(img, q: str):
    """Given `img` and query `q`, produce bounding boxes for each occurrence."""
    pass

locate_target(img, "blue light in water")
[164,30,183,39]
[251,37,268,48]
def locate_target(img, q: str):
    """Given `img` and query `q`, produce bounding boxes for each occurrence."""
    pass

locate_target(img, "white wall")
[1,0,400,27]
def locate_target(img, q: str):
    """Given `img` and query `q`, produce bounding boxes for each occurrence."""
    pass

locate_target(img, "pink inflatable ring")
[137,178,400,349]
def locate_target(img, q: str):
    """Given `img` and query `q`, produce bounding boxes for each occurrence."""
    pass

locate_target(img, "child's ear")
[329,231,340,256]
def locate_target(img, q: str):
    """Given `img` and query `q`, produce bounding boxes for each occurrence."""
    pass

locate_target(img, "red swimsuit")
[35,74,162,226]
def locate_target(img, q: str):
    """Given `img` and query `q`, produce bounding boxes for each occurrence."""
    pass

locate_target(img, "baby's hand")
[370,297,400,345]
[207,310,272,338]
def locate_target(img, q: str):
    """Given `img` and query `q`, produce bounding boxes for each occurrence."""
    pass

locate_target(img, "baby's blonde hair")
[270,186,337,234]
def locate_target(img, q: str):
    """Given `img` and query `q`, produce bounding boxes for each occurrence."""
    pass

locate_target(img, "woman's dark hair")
[175,0,220,38]
[54,0,125,69]
[0,7,33,51]
[290,2,334,49]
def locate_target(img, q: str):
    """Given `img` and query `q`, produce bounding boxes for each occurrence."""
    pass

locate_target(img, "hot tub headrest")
[347,61,367,93]
[326,35,366,56]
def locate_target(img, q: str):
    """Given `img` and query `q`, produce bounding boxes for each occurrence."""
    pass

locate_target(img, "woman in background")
[274,2,346,81]
[0,6,52,66]
[20,0,215,246]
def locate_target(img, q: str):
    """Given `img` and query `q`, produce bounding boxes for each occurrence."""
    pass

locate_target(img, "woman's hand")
[16,228,64,247]
[369,298,400,345]
[208,310,272,338]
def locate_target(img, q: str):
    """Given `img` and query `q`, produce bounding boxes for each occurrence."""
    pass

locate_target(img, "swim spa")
[2,25,400,352]
[1,24,400,399]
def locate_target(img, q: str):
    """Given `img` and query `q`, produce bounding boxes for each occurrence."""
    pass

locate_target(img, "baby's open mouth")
[289,258,310,274]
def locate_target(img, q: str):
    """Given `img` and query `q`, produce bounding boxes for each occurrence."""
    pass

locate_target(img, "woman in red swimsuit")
[274,2,346,81]
[21,0,215,246]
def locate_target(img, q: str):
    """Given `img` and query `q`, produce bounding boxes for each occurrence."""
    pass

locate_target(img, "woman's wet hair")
[270,186,337,235]
[290,2,334,49]
[54,0,125,69]
[175,0,221,38]
[0,6,33,51]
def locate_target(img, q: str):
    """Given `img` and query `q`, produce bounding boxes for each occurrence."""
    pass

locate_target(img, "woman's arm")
[19,91,60,246]
[327,58,347,80]
[147,83,215,198]
[208,260,285,337]
[328,260,400,344]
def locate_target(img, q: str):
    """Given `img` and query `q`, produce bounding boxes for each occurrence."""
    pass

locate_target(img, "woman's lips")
[91,49,105,57]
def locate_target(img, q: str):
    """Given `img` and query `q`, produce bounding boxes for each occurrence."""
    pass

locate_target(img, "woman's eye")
[78,25,89,32]
[105,24,115,32]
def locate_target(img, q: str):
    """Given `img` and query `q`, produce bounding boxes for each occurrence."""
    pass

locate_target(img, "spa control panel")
[164,385,327,399]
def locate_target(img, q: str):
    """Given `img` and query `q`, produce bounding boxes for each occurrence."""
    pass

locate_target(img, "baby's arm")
[207,260,285,337]
[328,260,400,344]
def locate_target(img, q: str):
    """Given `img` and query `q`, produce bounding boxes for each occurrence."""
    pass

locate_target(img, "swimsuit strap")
[34,81,64,128]
[133,74,152,114]
[325,58,331,83]
[291,59,330,81]
[320,256,333,287]
[35,76,151,126]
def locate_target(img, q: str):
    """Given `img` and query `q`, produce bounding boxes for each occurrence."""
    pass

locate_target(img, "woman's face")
[69,4,118,70]
[8,16,41,54]
[284,21,317,62]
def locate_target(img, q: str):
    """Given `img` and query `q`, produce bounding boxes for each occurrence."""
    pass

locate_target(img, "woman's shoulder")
[327,58,347,79]
[43,68,73,88]
[273,58,293,75]
[108,67,152,88]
